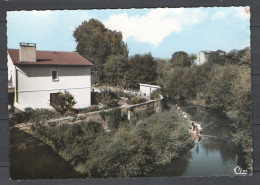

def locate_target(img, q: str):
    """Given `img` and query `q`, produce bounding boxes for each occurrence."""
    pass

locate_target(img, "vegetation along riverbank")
[157,48,252,172]
[22,107,193,178]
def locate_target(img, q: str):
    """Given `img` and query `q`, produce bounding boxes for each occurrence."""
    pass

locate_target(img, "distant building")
[197,51,209,65]
[8,43,93,111]
[139,83,161,99]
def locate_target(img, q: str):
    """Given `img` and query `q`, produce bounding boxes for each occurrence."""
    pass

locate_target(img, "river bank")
[11,107,194,178]
[10,128,83,180]
[10,100,251,178]
[147,103,248,177]
[188,99,253,173]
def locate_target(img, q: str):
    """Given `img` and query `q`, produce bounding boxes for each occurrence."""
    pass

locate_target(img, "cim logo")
[234,166,248,175]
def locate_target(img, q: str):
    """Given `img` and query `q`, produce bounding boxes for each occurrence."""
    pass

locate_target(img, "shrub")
[64,111,76,117]
[14,108,60,123]
[107,109,121,130]
[77,106,100,114]
[30,108,193,178]
[128,96,146,105]
[100,91,119,108]
[150,89,161,100]
[51,91,77,115]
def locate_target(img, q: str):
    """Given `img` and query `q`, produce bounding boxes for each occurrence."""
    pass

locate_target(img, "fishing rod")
[202,121,215,129]
[200,135,231,141]
[201,113,208,124]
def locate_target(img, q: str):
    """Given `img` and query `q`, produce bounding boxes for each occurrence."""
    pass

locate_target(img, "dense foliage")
[13,108,61,124]
[73,19,128,84]
[31,109,193,177]
[157,47,252,171]
[170,51,196,67]
[74,19,157,89]
[96,90,119,108]
[123,53,158,89]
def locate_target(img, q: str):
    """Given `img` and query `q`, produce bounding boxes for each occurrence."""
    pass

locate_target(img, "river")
[10,103,247,179]
[148,103,245,177]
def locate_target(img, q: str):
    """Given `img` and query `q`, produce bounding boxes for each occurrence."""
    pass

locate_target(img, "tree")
[170,51,194,67]
[123,53,157,89]
[73,19,128,84]
[51,91,77,115]
[103,55,128,86]
[207,50,226,65]
[237,47,251,66]
[225,49,239,64]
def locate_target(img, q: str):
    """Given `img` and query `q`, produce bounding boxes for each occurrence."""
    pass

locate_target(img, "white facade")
[197,52,208,65]
[8,54,91,110]
[139,83,161,99]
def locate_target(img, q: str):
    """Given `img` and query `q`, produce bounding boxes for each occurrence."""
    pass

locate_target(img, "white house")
[8,43,93,111]
[139,83,161,99]
[197,51,209,65]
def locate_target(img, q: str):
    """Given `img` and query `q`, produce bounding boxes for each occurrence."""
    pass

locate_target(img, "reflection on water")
[10,103,245,179]
[10,128,82,180]
[148,104,242,177]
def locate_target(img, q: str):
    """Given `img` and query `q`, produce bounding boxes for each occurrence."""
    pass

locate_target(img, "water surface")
[148,104,243,177]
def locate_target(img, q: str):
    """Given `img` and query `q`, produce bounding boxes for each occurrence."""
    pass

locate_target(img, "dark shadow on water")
[10,128,83,180]
[147,150,192,177]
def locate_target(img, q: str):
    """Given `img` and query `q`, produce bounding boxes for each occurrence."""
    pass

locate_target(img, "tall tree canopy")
[123,53,157,89]
[73,19,128,84]
[170,51,195,67]
[207,50,226,65]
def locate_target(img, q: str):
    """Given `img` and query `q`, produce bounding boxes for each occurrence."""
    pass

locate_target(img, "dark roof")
[8,49,93,66]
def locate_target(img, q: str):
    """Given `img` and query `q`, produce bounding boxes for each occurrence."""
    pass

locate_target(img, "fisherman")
[183,113,188,120]
[190,122,195,131]
[197,123,202,133]
[195,127,200,137]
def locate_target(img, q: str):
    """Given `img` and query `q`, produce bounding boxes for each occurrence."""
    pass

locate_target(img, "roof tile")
[8,49,93,66]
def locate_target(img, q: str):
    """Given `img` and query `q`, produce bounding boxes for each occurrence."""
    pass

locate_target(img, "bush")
[131,105,155,125]
[30,109,193,178]
[107,109,122,130]
[14,108,61,123]
[77,106,100,114]
[128,96,146,105]
[150,89,161,100]
[51,91,77,115]
[99,91,119,108]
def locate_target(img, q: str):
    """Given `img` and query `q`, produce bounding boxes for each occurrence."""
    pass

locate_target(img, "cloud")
[211,11,226,20]
[103,8,207,47]
[211,6,250,21]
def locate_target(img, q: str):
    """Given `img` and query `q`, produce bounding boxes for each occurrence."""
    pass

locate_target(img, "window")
[52,71,58,81]
[50,93,60,106]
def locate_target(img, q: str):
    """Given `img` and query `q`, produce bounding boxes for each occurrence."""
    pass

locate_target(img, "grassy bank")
[30,108,193,177]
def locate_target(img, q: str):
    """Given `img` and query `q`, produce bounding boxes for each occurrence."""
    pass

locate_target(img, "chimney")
[19,42,37,62]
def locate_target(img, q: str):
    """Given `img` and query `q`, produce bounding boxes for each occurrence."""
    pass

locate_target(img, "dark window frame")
[52,70,59,81]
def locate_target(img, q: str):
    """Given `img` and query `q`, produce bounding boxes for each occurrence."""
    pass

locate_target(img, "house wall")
[14,65,91,110]
[140,85,152,99]
[139,84,160,99]
[7,54,16,87]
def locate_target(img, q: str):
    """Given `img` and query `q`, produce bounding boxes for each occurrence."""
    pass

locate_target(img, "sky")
[7,7,250,58]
